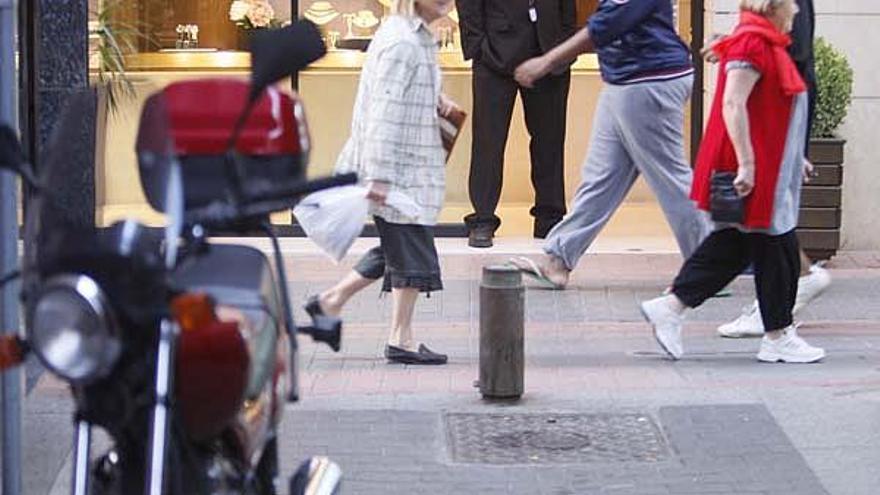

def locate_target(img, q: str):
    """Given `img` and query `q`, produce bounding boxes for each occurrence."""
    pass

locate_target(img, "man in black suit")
[457,0,577,247]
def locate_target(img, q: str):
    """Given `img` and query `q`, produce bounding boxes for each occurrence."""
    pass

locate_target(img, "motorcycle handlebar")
[185,173,358,227]
[265,172,358,201]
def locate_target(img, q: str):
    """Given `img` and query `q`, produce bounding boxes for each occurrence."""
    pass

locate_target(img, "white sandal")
[508,256,565,290]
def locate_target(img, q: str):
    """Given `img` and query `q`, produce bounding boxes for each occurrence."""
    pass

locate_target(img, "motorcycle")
[0,20,354,495]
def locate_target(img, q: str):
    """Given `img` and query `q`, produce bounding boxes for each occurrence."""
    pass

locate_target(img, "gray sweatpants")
[544,75,710,270]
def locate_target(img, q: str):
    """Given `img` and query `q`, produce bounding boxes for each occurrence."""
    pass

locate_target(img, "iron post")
[0,1,22,494]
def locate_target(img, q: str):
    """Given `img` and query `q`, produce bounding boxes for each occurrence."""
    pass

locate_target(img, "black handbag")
[710,171,744,223]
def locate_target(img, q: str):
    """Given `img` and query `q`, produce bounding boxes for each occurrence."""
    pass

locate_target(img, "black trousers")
[465,62,570,232]
[672,228,801,332]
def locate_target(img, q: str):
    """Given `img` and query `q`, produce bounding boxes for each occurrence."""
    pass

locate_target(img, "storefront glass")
[87,1,695,232]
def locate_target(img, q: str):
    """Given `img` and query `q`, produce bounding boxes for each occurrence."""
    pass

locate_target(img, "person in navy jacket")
[510,0,709,289]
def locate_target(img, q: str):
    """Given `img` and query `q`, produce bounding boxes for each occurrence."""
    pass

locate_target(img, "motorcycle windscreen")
[23,88,102,284]
[22,88,172,297]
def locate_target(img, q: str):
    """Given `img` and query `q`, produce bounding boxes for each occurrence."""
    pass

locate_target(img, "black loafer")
[385,344,448,365]
[468,227,494,248]
[304,295,324,318]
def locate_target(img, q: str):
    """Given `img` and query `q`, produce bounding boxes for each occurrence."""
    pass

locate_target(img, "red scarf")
[712,11,806,95]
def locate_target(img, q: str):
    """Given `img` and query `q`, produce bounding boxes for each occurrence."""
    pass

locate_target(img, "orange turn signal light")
[171,293,217,333]
[0,335,26,371]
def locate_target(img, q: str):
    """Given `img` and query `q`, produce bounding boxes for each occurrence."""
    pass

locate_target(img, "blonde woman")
[305,0,457,365]
[641,0,825,363]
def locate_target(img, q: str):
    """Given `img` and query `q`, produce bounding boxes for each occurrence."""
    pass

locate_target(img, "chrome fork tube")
[71,420,92,495]
[261,221,300,402]
[146,319,178,495]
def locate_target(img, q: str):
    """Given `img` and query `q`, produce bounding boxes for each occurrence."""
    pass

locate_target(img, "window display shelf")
[117,50,598,72]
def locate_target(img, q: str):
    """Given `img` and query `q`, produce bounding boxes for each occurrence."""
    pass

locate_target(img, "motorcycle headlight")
[29,275,121,384]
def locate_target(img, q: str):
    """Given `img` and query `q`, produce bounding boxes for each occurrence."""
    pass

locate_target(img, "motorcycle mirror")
[0,124,40,190]
[0,124,24,175]
[163,160,184,269]
[248,19,326,103]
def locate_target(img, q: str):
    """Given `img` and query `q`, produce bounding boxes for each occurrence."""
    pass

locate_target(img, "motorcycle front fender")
[289,457,342,495]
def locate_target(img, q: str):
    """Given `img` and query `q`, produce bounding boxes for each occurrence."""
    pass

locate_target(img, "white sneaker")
[793,265,831,315]
[717,301,764,338]
[640,296,684,360]
[717,265,830,338]
[757,327,825,363]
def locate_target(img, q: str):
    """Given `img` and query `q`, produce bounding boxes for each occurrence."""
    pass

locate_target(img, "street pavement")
[14,240,880,494]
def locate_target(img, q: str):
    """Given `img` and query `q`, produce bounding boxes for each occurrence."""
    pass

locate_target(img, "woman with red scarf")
[640,0,825,364]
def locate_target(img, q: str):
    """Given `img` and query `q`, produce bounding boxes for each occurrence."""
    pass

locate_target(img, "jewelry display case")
[298,0,468,69]
[88,0,696,232]
[91,0,292,71]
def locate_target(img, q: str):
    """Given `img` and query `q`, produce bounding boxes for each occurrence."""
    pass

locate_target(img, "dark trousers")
[465,62,570,232]
[353,217,443,293]
[673,228,801,332]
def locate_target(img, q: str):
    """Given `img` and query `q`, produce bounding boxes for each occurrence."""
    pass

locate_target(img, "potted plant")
[798,37,854,260]
[229,0,281,50]
[89,0,152,225]
[90,0,152,114]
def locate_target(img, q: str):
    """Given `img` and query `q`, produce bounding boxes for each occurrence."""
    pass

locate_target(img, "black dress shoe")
[534,218,562,239]
[468,226,494,248]
[385,344,448,365]
[304,295,324,318]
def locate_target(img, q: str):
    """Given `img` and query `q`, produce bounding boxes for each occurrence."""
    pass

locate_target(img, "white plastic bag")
[293,185,369,262]
[293,185,424,262]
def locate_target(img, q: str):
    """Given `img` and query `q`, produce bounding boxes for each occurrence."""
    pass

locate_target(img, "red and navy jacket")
[588,0,693,85]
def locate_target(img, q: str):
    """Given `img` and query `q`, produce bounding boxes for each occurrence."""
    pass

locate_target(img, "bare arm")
[722,68,761,197]
[514,29,593,87]
[543,28,594,72]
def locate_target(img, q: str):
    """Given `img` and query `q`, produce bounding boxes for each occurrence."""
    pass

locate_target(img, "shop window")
[89,0,292,54]
[299,1,459,54]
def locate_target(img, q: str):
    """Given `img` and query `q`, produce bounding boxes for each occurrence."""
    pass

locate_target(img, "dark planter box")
[798,138,845,260]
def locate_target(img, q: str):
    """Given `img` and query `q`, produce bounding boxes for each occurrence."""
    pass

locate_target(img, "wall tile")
[38,0,88,89]
[839,98,880,250]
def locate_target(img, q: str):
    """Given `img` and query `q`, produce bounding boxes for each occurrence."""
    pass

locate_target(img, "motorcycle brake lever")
[297,315,342,353]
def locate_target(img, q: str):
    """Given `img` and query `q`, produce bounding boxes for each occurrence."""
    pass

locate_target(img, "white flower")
[247,1,276,28]
[229,0,250,22]
[230,0,276,29]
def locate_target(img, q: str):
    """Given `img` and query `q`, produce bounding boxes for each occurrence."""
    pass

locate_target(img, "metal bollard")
[479,265,524,400]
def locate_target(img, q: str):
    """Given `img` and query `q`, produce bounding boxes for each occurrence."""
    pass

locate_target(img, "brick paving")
[278,405,828,495]
[20,247,880,494]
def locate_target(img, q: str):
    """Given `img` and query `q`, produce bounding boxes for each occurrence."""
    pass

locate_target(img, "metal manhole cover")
[446,413,669,464]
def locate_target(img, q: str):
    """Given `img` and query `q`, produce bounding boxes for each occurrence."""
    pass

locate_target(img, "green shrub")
[812,37,854,138]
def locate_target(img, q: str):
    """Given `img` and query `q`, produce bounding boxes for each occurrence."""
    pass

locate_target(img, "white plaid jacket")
[335,15,445,226]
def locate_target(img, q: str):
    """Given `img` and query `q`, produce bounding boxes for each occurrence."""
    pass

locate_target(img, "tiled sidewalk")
[282,247,880,495]
[28,248,880,495]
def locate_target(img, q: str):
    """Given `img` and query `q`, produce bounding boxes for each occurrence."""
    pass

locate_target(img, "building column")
[35,0,94,228]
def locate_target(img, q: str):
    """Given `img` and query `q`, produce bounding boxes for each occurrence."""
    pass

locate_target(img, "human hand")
[438,93,460,118]
[701,33,726,63]
[366,181,390,205]
[802,157,816,183]
[734,165,755,197]
[514,56,551,88]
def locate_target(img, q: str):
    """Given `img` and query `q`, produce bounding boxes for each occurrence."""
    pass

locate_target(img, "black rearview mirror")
[0,124,24,175]
[248,19,326,102]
